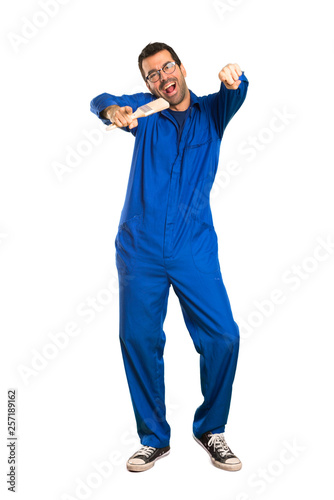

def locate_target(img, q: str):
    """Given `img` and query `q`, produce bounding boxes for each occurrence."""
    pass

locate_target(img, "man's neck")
[169,89,191,111]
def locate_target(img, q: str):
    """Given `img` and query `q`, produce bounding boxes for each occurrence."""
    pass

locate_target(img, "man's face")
[142,49,189,107]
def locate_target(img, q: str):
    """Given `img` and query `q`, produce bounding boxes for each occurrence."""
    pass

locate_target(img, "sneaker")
[194,431,242,471]
[126,445,170,472]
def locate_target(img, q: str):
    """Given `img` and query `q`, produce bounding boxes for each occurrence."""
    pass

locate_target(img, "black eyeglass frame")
[145,61,177,83]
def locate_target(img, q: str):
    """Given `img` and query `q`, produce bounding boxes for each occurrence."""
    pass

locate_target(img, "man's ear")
[180,63,187,78]
[145,81,154,94]
[145,80,151,91]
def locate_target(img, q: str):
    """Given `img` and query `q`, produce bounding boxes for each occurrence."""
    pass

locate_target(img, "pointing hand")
[219,63,243,90]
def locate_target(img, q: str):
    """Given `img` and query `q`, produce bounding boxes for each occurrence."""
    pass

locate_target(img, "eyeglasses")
[145,61,176,83]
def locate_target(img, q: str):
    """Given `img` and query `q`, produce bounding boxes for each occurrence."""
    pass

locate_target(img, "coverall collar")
[160,89,200,117]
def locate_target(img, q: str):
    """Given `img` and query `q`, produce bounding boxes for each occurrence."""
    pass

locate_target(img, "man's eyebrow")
[147,61,172,76]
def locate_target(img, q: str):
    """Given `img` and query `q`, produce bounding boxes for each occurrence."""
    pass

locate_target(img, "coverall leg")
[118,257,172,449]
[165,245,239,440]
[117,231,239,448]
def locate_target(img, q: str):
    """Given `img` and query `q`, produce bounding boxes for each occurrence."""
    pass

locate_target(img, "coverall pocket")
[115,213,143,274]
[183,138,214,185]
[190,213,220,274]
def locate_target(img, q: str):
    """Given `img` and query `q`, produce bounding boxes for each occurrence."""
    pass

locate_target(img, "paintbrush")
[106,97,170,131]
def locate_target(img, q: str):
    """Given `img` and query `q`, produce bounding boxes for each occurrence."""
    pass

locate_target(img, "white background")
[1,0,334,498]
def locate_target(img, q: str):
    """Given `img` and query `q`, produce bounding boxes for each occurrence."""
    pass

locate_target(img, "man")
[90,42,249,473]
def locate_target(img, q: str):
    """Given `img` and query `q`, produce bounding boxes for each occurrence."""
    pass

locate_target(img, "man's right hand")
[103,105,138,130]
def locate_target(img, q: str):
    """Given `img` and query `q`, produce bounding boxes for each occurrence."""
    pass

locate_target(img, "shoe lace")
[208,433,231,457]
[133,446,156,459]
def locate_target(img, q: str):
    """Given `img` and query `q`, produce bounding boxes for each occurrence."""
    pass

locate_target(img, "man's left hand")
[219,63,243,90]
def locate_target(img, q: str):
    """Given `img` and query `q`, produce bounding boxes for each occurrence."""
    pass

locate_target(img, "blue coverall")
[90,74,249,448]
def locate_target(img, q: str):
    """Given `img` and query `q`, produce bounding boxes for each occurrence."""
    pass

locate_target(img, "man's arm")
[205,63,249,138]
[90,92,153,132]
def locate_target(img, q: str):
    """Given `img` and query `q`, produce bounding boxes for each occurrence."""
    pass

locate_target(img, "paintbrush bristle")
[139,98,169,116]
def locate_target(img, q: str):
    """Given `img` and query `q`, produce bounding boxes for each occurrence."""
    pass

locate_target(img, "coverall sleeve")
[90,91,153,135]
[205,72,249,138]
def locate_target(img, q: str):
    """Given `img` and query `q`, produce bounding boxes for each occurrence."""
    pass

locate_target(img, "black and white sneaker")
[194,431,242,471]
[126,445,170,472]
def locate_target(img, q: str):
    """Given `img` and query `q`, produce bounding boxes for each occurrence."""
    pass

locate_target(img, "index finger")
[234,63,242,76]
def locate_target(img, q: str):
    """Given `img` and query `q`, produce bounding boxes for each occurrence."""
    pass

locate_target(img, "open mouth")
[162,81,177,96]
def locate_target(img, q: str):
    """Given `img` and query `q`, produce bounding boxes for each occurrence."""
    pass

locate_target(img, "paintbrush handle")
[106,123,120,131]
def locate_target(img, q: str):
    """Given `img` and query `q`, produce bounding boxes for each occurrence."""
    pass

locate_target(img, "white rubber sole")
[193,434,242,471]
[126,449,170,472]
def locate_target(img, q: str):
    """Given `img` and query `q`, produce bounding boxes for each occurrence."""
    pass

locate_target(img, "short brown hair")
[138,42,182,80]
